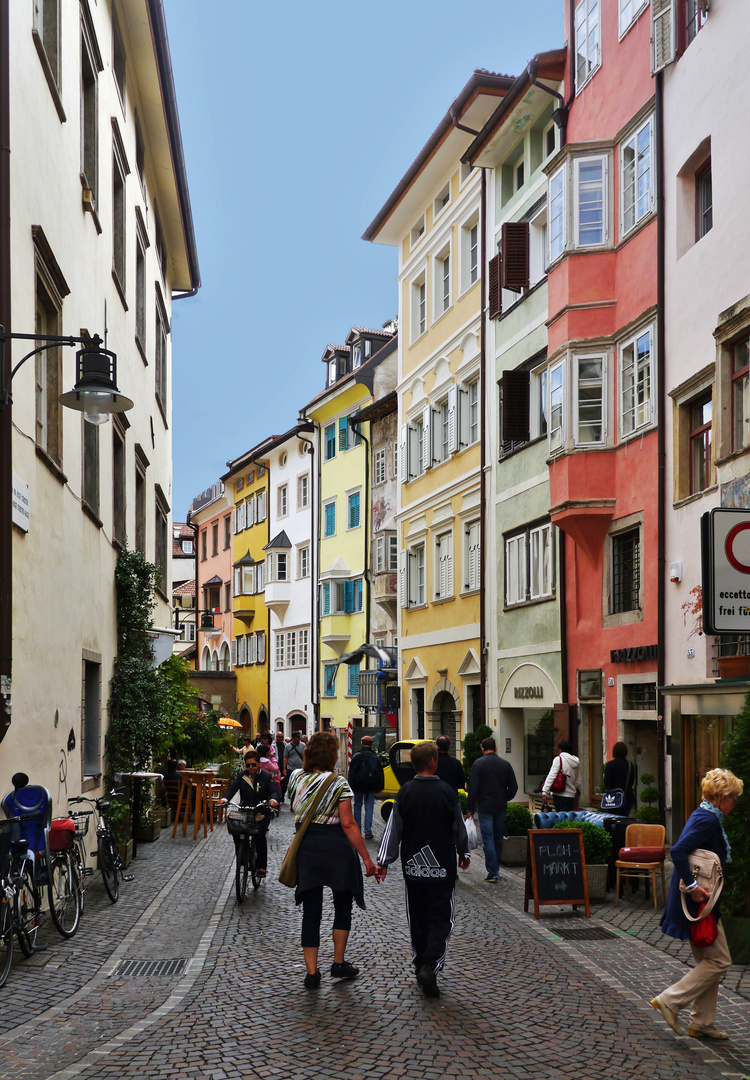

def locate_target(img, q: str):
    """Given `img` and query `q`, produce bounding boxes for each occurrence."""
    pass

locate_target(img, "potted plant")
[721,690,750,964]
[637,772,661,825]
[135,784,161,842]
[717,634,750,680]
[554,820,613,902]
[461,724,493,777]
[502,802,533,865]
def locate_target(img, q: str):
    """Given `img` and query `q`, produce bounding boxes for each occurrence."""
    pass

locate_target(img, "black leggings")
[300,887,353,948]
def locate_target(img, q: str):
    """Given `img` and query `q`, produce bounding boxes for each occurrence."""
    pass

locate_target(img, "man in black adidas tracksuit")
[376,741,470,998]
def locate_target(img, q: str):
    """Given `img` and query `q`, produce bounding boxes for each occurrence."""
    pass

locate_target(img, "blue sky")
[164,0,563,519]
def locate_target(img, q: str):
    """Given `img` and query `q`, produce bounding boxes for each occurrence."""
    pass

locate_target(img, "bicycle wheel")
[15,868,39,957]
[49,853,81,937]
[0,892,13,987]
[235,838,248,903]
[250,838,260,889]
[98,836,119,903]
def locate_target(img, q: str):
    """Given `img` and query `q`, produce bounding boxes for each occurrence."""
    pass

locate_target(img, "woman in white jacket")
[542,740,580,811]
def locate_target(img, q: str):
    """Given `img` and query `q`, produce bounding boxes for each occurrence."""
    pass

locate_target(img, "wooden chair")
[163,779,180,815]
[209,779,229,826]
[615,823,667,911]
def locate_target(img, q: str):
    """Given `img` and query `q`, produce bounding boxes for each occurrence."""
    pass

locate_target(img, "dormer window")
[352,341,362,369]
[410,216,426,247]
[329,360,336,386]
[434,184,450,218]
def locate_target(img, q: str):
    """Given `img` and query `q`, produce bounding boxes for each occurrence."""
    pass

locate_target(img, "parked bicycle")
[0,816,46,988]
[226,801,277,903]
[68,789,131,905]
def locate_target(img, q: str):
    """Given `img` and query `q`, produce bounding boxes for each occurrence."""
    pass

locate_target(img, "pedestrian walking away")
[651,767,743,1042]
[434,735,465,792]
[219,752,279,877]
[284,731,306,800]
[287,732,379,990]
[541,739,579,811]
[603,741,637,816]
[466,736,518,882]
[275,730,289,802]
[377,740,470,999]
[348,734,385,839]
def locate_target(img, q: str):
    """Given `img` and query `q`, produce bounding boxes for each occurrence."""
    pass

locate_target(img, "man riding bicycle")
[220,752,278,879]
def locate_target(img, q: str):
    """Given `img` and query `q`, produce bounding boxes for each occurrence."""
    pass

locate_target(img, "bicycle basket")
[49,817,76,851]
[226,805,266,836]
[71,812,90,840]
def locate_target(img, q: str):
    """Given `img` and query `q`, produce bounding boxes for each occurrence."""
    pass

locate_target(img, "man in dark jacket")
[435,735,465,791]
[220,752,278,877]
[467,737,518,884]
[348,735,385,839]
[377,741,470,999]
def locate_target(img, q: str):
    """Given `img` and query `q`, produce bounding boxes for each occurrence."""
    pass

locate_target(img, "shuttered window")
[501,221,530,292]
[488,253,502,320]
[500,369,530,445]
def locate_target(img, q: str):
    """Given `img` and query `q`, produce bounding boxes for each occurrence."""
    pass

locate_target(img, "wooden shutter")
[501,369,531,443]
[553,703,577,749]
[399,550,407,608]
[258,631,266,664]
[651,0,676,73]
[467,522,480,590]
[400,424,408,482]
[488,252,503,319]
[447,385,458,453]
[422,405,431,469]
[230,639,237,666]
[501,221,529,292]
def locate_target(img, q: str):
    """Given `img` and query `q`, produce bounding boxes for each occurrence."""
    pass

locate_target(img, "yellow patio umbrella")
[218,716,242,729]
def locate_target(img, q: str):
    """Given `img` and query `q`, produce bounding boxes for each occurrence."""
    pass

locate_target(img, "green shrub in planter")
[462,724,493,777]
[505,802,533,836]
[637,807,662,825]
[553,820,612,864]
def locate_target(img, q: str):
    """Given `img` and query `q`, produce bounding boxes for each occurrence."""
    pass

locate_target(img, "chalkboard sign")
[524,829,591,919]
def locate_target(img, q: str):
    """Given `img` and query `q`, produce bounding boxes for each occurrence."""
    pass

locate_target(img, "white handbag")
[679,848,723,922]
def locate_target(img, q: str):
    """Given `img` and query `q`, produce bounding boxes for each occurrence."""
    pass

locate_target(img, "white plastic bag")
[464,816,478,852]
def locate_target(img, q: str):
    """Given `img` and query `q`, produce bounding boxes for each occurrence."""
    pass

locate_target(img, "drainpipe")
[0,0,12,741]
[479,168,487,728]
[655,70,666,825]
[350,416,371,728]
[297,427,317,732]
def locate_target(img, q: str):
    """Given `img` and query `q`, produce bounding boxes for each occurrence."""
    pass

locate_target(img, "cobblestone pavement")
[0,807,747,1080]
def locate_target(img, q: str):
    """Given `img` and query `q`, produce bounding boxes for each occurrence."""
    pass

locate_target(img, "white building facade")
[0,0,199,794]
[264,424,315,736]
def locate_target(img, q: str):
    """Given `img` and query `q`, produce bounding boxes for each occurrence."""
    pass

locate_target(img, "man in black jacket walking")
[435,735,465,791]
[467,737,518,884]
[376,741,470,998]
[348,734,384,839]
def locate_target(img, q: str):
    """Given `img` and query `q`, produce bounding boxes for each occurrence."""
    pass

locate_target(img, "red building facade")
[545,0,660,802]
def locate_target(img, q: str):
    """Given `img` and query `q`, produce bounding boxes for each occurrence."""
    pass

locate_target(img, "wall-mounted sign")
[11,474,29,532]
[609,645,658,663]
[702,507,750,634]
[514,686,543,699]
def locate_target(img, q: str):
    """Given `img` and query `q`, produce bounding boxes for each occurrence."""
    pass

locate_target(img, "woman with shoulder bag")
[651,767,744,1041]
[541,740,580,811]
[603,742,637,816]
[286,732,379,990]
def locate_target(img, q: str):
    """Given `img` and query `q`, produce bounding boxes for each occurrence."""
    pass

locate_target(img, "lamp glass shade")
[59,346,134,418]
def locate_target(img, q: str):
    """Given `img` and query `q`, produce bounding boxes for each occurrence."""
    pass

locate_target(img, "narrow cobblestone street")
[1,810,748,1080]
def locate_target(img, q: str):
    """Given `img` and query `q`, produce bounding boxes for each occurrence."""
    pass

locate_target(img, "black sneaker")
[416,964,439,998]
[304,971,321,990]
[330,961,359,980]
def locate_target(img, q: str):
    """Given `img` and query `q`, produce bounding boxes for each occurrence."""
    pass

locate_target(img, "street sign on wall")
[702,508,750,634]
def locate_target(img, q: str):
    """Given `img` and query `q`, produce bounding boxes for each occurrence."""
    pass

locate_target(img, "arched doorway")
[431,690,460,744]
[239,706,253,734]
[257,706,269,734]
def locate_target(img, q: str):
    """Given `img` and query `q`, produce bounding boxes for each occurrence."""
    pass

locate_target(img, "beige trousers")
[659,920,732,1030]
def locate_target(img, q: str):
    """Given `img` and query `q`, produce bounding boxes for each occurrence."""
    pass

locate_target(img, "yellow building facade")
[364,72,513,746]
[304,332,393,729]
[222,442,272,734]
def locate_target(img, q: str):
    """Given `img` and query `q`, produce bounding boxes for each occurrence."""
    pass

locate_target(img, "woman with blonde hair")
[651,767,743,1041]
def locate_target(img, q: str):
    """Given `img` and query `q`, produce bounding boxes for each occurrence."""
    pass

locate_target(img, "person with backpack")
[347,735,385,840]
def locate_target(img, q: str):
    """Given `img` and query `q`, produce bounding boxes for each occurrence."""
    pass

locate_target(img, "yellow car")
[379,740,467,820]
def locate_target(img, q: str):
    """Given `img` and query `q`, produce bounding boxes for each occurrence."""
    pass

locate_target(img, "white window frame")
[256,490,267,522]
[620,116,654,238]
[298,545,310,579]
[298,628,309,667]
[298,473,309,509]
[619,0,648,38]
[460,212,480,295]
[278,483,288,518]
[531,363,549,441]
[463,520,480,592]
[529,523,554,600]
[619,325,655,439]
[574,353,607,447]
[374,447,386,485]
[549,359,566,453]
[433,242,451,320]
[435,399,450,464]
[434,530,454,601]
[408,543,426,607]
[505,534,527,607]
[548,166,566,263]
[575,0,601,92]
[411,270,427,342]
[466,379,479,446]
[574,154,608,248]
